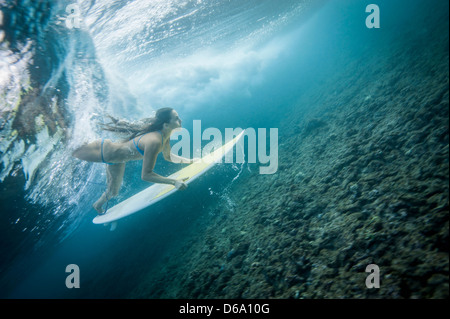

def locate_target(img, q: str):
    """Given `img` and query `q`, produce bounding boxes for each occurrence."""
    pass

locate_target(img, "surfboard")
[93,130,245,224]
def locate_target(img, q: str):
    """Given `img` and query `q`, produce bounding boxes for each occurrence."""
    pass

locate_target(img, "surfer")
[72,107,194,214]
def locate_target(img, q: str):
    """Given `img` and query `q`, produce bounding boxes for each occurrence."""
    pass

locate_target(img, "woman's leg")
[72,140,103,162]
[93,163,126,214]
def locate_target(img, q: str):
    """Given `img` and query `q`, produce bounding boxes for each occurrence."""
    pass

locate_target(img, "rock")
[427,274,447,287]
[302,118,328,136]
[295,171,306,183]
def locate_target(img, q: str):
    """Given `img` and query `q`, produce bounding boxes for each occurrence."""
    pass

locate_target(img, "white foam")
[0,139,25,182]
[21,126,63,190]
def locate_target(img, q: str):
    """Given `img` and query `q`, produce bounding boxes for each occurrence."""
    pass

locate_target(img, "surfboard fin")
[109,221,118,231]
[103,221,118,231]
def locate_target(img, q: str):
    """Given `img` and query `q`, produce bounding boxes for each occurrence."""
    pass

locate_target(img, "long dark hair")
[99,107,174,141]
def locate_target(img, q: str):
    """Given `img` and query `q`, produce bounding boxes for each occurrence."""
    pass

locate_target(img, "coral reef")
[129,5,448,299]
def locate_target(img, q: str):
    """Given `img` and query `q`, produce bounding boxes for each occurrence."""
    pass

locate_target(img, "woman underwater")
[72,107,194,214]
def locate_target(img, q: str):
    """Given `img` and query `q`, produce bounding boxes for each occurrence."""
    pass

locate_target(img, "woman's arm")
[162,139,195,163]
[169,153,195,164]
[141,138,187,189]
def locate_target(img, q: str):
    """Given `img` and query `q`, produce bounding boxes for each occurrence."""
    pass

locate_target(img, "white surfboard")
[93,130,245,224]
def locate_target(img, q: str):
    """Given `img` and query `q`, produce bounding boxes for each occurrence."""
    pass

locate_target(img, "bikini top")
[133,130,163,156]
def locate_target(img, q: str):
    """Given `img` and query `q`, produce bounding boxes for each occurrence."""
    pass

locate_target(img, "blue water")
[0,0,448,298]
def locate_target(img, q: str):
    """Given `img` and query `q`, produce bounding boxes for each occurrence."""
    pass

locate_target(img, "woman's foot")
[93,192,110,215]
[93,202,105,215]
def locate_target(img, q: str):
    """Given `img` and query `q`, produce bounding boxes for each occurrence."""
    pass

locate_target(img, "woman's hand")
[174,177,189,190]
